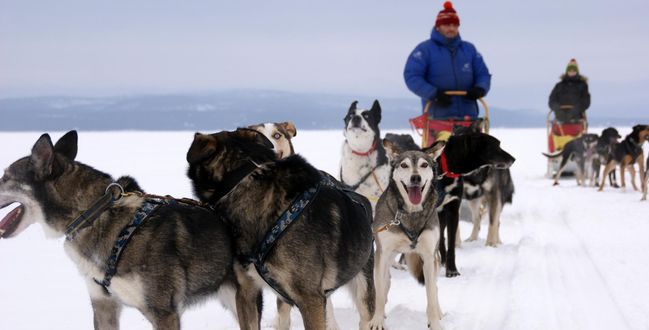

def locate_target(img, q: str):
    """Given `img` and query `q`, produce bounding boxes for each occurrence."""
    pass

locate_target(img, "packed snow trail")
[0,129,647,329]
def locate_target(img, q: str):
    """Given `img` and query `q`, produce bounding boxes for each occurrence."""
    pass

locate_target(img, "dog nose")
[351,116,362,127]
[410,175,421,185]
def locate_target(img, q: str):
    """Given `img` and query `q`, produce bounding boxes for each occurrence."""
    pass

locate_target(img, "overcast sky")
[2,0,648,112]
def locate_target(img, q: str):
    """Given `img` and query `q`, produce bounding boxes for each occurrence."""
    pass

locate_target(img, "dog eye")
[273,133,282,140]
[362,113,369,118]
[420,163,429,168]
[400,163,409,169]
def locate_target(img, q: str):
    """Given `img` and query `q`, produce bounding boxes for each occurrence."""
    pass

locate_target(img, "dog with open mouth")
[0,131,236,329]
[372,145,445,330]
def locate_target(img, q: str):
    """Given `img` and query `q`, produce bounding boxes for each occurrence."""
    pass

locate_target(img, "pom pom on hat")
[436,1,460,28]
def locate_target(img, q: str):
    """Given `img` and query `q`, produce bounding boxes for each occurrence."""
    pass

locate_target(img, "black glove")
[433,90,452,107]
[465,86,486,100]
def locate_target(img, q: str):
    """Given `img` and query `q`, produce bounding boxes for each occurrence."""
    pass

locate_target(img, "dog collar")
[351,141,377,156]
[439,152,461,179]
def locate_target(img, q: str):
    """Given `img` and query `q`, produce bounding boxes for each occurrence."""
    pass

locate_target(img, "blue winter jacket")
[404,30,491,119]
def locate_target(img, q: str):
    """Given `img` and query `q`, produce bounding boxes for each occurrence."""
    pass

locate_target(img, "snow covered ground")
[1,128,648,330]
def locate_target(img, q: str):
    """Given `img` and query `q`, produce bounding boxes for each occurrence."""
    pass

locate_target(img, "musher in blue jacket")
[404,1,491,141]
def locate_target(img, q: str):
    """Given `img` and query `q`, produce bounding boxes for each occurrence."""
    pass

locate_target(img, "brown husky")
[0,131,235,330]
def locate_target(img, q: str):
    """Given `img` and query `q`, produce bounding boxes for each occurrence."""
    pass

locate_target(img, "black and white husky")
[340,100,390,208]
[372,146,445,330]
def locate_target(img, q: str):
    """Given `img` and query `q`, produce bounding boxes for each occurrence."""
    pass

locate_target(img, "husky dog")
[463,166,515,246]
[435,132,516,275]
[599,125,649,193]
[543,133,599,186]
[372,146,445,330]
[340,100,390,208]
[186,128,377,330]
[0,131,235,330]
[592,127,622,188]
[248,121,297,159]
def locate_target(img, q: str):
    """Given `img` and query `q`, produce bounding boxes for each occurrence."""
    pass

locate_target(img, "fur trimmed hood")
[559,74,588,83]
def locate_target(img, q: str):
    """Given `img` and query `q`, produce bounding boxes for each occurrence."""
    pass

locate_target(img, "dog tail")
[542,151,563,158]
[405,253,425,285]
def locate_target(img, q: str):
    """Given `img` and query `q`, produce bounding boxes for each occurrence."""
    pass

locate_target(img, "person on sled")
[548,59,591,124]
[404,1,491,145]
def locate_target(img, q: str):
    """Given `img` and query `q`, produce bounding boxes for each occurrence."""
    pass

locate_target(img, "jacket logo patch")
[462,63,472,73]
[413,51,423,59]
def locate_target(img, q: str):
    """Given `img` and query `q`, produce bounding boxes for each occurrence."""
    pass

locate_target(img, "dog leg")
[637,155,647,200]
[91,296,122,330]
[553,155,570,186]
[418,231,442,330]
[348,254,376,330]
[148,311,180,330]
[443,200,461,277]
[234,263,263,330]
[275,298,292,330]
[598,162,616,191]
[438,216,448,266]
[325,297,340,330]
[628,164,638,191]
[575,159,585,186]
[466,198,482,242]
[620,163,627,189]
[295,295,327,330]
[370,244,392,329]
[455,224,462,247]
[486,192,502,247]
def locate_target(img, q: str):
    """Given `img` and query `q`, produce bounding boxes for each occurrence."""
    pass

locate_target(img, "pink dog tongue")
[0,206,22,238]
[407,186,422,205]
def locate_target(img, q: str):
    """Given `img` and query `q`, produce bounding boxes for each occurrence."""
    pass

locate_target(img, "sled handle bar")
[421,91,490,146]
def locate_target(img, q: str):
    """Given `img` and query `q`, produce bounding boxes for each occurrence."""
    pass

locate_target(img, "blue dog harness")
[242,175,351,305]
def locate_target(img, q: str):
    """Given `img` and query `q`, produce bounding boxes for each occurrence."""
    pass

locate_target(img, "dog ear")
[371,100,382,123]
[348,101,358,114]
[232,128,274,150]
[30,134,55,180]
[53,130,78,160]
[383,138,400,161]
[422,140,445,161]
[187,133,217,164]
[281,121,297,138]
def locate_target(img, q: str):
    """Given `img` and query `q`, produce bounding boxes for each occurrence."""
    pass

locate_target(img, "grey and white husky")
[0,131,235,330]
[371,145,445,330]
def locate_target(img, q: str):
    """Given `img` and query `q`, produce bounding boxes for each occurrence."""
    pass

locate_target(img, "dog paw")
[553,182,559,186]
[367,317,385,330]
[486,241,499,247]
[428,321,443,330]
[465,236,477,242]
[445,269,460,277]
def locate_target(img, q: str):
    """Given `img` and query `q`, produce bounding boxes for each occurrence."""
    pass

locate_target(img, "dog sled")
[545,107,588,177]
[409,91,490,147]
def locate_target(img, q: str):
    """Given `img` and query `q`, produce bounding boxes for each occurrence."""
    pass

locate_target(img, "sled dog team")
[543,125,649,201]
[0,100,517,329]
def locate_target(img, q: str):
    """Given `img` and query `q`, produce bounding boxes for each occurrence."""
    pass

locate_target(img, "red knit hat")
[435,1,460,28]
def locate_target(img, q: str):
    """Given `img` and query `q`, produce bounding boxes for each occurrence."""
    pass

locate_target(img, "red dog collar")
[440,152,461,179]
[351,141,377,156]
